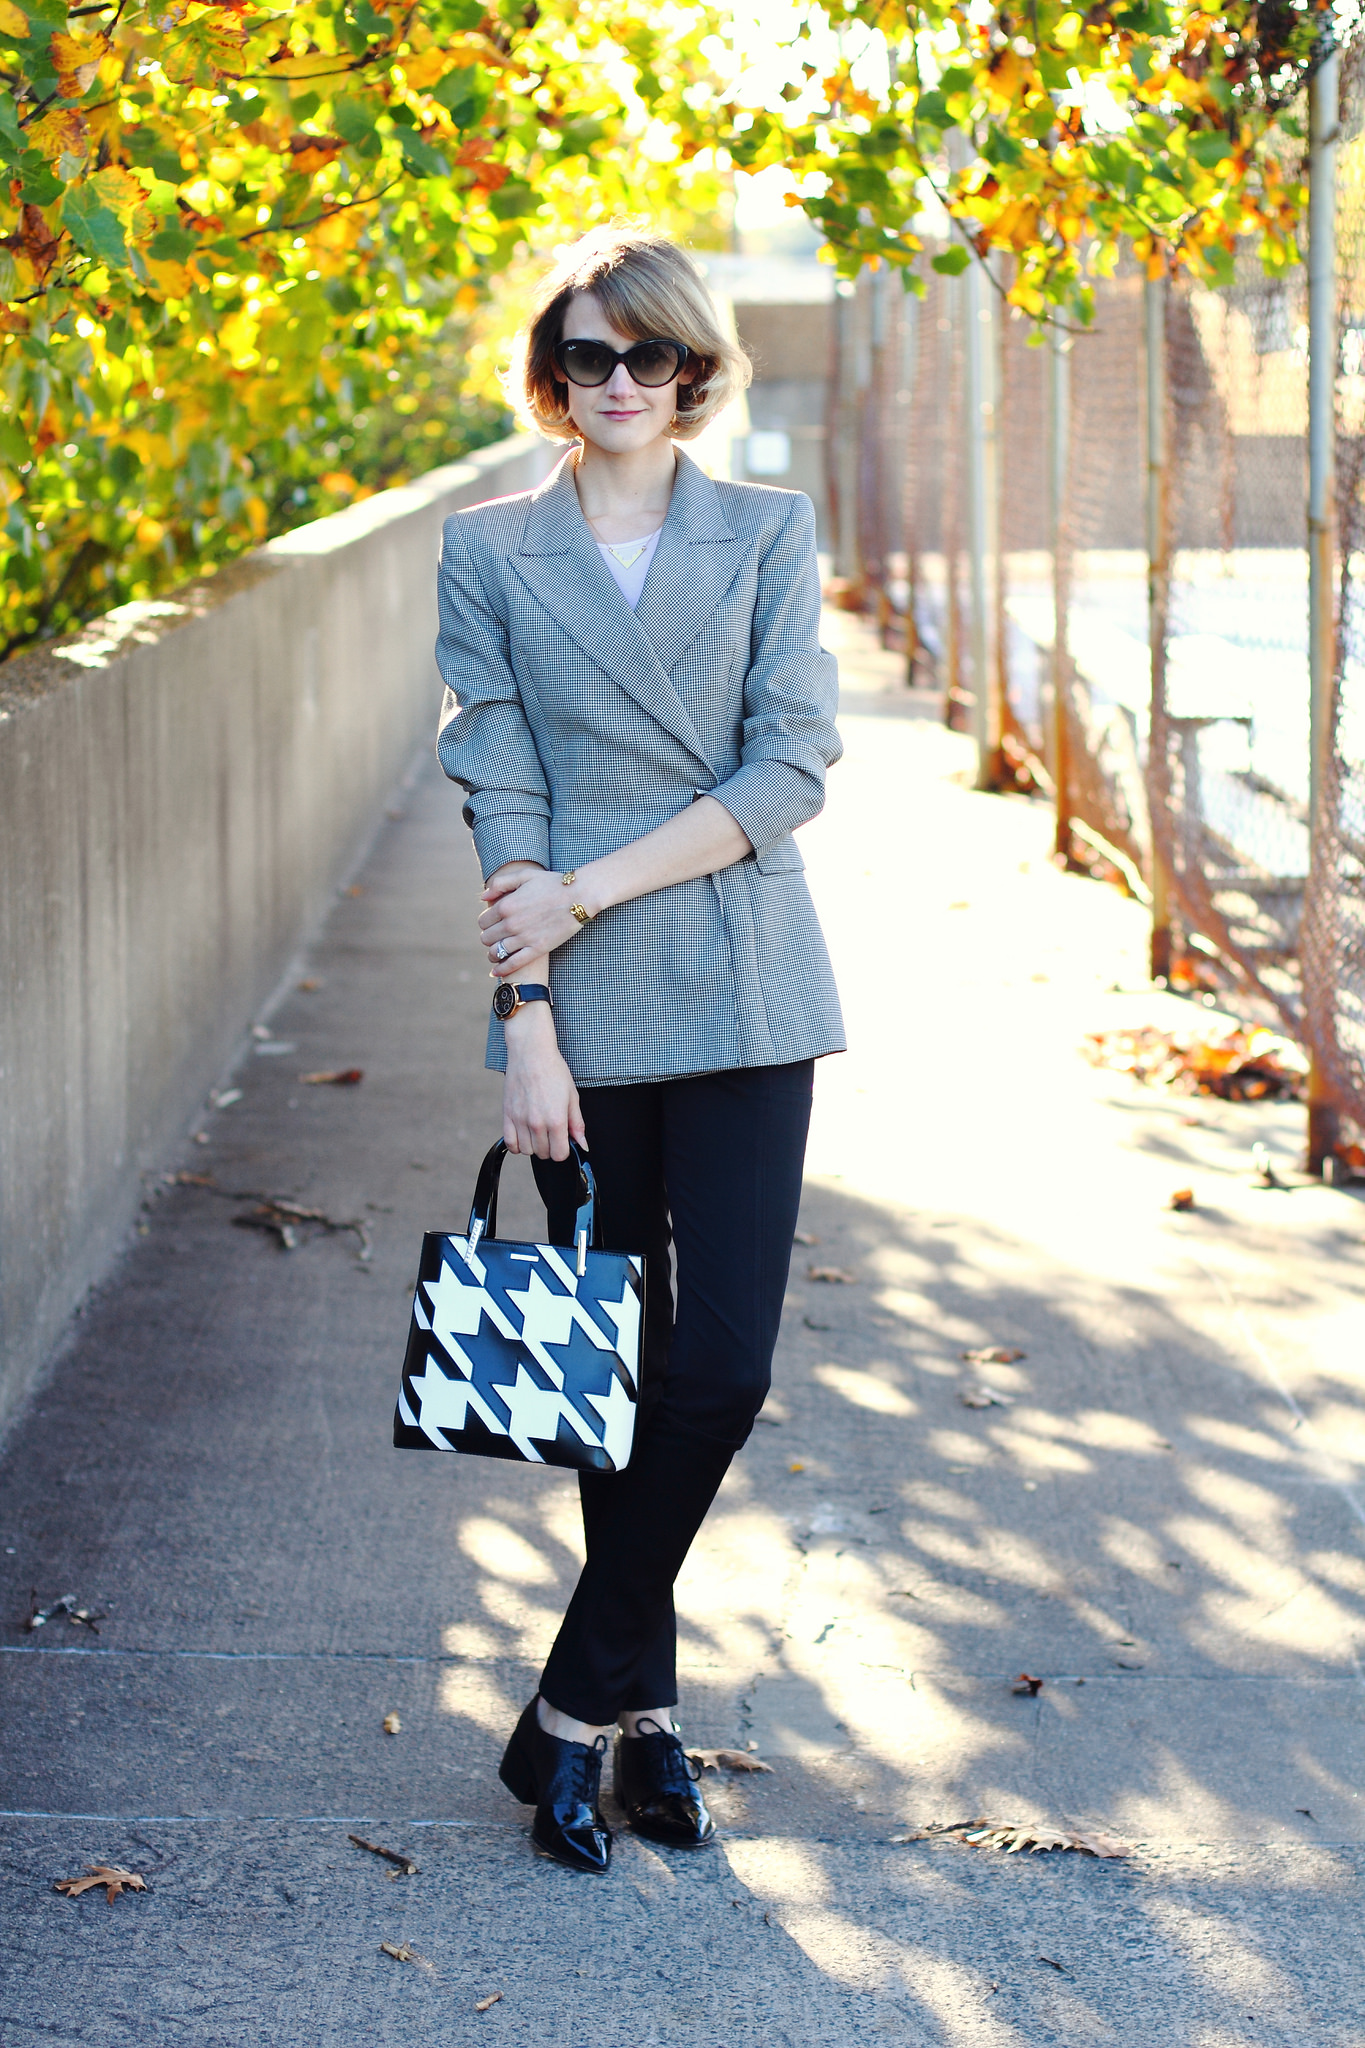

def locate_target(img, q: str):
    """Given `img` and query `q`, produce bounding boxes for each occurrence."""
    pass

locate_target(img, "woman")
[434,227,844,1874]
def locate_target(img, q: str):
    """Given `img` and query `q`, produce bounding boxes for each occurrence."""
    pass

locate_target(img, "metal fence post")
[1048,326,1072,859]
[1145,271,1173,982]
[1307,45,1341,1174]
[964,255,1002,789]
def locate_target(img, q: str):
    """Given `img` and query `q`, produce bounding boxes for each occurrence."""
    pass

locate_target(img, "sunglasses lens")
[557,342,615,386]
[623,342,684,386]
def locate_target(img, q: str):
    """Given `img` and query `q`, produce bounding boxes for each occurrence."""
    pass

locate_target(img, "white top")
[595,527,663,610]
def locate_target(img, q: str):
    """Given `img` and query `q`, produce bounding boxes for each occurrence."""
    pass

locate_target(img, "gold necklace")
[584,505,665,569]
[600,536,653,569]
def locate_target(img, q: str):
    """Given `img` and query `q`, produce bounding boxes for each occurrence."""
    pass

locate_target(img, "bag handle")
[466,1139,599,1275]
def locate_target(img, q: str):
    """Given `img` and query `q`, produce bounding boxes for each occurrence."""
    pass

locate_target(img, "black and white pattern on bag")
[396,1230,643,1472]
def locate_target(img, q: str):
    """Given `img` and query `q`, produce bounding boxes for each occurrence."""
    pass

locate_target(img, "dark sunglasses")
[552,338,690,389]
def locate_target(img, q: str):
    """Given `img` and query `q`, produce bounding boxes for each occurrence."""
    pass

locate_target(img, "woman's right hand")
[501,1005,586,1161]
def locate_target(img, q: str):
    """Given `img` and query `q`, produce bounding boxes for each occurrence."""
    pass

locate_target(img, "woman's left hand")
[479,867,591,973]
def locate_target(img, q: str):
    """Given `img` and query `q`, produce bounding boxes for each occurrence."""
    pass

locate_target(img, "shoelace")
[632,1719,700,1795]
[565,1732,609,1805]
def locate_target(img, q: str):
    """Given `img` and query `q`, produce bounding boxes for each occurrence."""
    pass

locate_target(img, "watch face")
[492,983,517,1022]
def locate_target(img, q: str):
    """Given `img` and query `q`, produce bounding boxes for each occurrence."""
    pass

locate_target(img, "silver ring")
[493,940,508,962]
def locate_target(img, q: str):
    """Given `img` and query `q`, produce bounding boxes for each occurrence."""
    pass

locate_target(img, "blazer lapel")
[633,450,743,675]
[510,450,744,774]
[512,455,711,771]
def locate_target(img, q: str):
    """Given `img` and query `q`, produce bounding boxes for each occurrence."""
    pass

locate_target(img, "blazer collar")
[512,449,742,773]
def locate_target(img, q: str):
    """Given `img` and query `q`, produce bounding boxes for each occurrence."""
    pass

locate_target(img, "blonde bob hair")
[512,228,751,444]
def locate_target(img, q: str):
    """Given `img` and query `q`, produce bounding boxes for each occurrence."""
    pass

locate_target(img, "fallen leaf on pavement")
[55,1865,146,1902]
[788,1461,805,1472]
[891,1819,1128,1857]
[1251,1143,1282,1189]
[25,1593,104,1634]
[344,885,365,897]
[688,1749,774,1774]
[231,1197,371,1261]
[475,1993,503,2012]
[793,1231,819,1246]
[301,1068,364,1086]
[802,1316,832,1331]
[382,1712,401,1735]
[965,1822,1129,1857]
[962,1346,1024,1365]
[1012,1674,1044,1696]
[960,1386,1015,1408]
[211,1088,243,1108]
[1169,1187,1195,1211]
[1083,1024,1306,1101]
[1039,1954,1067,1972]
[380,1942,417,1963]
[349,1833,418,1875]
[808,1266,857,1284]
[297,978,323,992]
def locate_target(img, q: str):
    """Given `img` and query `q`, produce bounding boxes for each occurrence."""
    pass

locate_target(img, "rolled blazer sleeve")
[435,513,552,879]
[708,493,841,857]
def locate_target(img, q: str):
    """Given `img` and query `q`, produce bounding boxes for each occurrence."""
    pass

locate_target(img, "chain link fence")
[829,160,1365,1153]
[1303,40,1365,1144]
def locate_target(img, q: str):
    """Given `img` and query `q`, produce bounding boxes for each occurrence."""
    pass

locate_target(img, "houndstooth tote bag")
[393,1139,644,1473]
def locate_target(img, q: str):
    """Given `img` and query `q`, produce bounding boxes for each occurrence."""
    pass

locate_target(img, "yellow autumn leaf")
[123,428,174,469]
[268,50,358,78]
[399,47,452,89]
[0,0,29,37]
[89,166,148,223]
[29,108,87,167]
[48,29,103,98]
[218,308,260,364]
[146,257,193,298]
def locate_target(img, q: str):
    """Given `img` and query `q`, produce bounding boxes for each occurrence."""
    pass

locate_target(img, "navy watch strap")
[492,982,553,1021]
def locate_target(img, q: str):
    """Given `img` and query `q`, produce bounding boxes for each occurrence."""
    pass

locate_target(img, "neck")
[572,437,678,526]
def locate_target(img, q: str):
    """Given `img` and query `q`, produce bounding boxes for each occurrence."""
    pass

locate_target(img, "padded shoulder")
[710,477,813,531]
[445,487,539,552]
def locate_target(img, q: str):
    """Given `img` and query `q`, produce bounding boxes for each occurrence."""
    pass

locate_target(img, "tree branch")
[237,178,401,241]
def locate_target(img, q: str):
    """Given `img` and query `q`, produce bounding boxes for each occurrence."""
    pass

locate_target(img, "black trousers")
[531,1059,813,1724]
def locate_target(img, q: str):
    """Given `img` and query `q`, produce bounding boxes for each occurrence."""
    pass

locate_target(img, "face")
[554,291,696,454]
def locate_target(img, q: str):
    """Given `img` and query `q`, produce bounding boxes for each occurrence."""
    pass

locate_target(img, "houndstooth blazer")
[435,447,846,1086]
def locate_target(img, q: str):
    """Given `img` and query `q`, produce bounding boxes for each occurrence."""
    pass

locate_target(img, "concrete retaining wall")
[0,433,556,1434]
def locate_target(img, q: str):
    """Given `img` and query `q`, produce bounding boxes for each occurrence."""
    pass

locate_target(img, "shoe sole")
[531,1836,612,1874]
[624,1816,717,1850]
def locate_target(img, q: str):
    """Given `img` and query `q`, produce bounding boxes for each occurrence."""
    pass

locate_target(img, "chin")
[581,421,670,453]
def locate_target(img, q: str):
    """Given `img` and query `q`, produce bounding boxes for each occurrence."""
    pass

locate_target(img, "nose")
[602,363,639,399]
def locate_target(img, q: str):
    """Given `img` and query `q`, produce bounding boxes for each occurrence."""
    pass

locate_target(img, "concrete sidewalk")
[2,612,1363,2046]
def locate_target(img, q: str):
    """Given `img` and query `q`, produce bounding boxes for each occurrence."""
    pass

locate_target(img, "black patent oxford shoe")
[499,1699,612,1874]
[614,1720,715,1850]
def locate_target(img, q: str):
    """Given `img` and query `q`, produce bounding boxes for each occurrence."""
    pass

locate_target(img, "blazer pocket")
[753,834,806,875]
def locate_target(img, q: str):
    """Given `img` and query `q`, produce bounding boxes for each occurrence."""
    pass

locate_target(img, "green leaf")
[487,177,534,220]
[0,413,32,466]
[331,95,377,143]
[982,125,1022,167]
[931,246,970,275]
[398,130,449,178]
[62,184,127,266]
[18,150,61,204]
[1189,130,1232,169]
[1203,242,1236,287]
[149,225,196,261]
[0,89,20,148]
[914,88,949,128]
[433,65,491,128]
